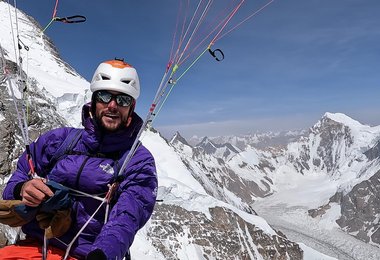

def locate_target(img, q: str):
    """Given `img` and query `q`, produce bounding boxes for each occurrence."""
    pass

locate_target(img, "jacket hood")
[81,102,143,153]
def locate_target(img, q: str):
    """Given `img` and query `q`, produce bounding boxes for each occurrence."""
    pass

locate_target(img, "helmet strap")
[126,100,136,127]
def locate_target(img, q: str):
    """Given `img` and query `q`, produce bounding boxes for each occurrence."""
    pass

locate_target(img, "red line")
[215,0,275,43]
[52,0,59,18]
[209,0,245,46]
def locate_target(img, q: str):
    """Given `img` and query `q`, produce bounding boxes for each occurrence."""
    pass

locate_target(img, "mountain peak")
[322,112,364,128]
[170,131,190,146]
[200,136,213,144]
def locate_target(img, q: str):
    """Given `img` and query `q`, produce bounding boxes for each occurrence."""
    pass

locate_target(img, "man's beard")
[95,113,128,133]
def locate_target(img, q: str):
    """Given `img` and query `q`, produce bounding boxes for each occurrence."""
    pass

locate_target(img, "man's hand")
[20,179,54,207]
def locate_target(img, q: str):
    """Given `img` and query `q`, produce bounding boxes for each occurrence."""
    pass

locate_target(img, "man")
[0,59,158,259]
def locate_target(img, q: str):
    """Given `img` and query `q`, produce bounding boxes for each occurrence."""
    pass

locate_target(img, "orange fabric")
[104,60,132,68]
[0,239,77,260]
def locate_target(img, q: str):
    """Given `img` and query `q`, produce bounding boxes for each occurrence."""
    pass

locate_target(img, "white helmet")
[90,59,140,99]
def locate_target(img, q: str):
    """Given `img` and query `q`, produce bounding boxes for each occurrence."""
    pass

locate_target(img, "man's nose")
[107,99,118,109]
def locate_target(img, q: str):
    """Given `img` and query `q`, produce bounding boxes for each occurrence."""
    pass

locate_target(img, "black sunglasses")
[95,90,133,107]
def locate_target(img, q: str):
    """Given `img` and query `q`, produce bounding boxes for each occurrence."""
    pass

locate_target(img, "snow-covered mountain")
[139,130,304,259]
[259,112,380,259]
[0,2,307,259]
[0,1,89,178]
[286,113,380,179]
[170,131,274,212]
[193,135,241,161]
[172,110,380,258]
[2,2,380,259]
[0,3,90,127]
[189,130,306,150]
[293,113,380,249]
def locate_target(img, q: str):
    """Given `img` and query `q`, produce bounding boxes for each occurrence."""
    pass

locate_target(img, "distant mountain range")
[188,129,307,150]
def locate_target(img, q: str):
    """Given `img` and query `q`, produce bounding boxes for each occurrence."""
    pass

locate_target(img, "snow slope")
[0,1,90,126]
[253,181,380,260]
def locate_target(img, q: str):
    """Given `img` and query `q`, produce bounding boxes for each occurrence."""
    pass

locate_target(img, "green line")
[150,47,209,124]
[177,47,209,82]
[42,18,56,33]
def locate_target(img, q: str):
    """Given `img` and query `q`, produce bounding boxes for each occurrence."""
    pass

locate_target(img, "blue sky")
[18,0,380,138]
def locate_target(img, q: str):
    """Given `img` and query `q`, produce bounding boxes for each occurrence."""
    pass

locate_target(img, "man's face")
[95,90,132,132]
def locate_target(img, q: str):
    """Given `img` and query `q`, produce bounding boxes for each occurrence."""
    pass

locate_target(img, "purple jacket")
[3,103,157,259]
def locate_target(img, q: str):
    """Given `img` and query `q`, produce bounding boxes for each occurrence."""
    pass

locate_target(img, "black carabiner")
[18,39,29,51]
[55,15,87,24]
[208,48,224,61]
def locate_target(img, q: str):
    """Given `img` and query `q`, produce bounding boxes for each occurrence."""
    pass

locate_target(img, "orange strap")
[0,239,77,260]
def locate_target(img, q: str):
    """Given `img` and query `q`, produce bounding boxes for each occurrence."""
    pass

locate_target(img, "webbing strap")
[51,128,83,162]
[40,129,83,177]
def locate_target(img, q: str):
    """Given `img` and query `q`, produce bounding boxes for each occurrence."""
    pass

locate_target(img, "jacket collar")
[81,103,143,153]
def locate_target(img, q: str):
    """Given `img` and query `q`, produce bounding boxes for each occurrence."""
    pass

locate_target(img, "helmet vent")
[121,80,131,84]
[101,75,110,80]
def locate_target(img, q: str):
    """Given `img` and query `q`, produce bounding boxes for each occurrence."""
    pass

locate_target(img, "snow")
[0,1,90,127]
[231,147,260,166]
[269,173,338,208]
[223,186,244,207]
[324,112,364,128]
[299,243,337,260]
[324,112,380,150]
[253,178,380,260]
[5,77,22,99]
[237,224,264,260]
[130,221,166,260]
[142,130,278,235]
[145,109,380,260]
[3,2,380,259]
[141,130,278,237]
[142,130,207,196]
[318,203,341,230]
[176,227,206,260]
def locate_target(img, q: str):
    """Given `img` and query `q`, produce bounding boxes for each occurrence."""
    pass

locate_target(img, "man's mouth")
[104,113,120,119]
